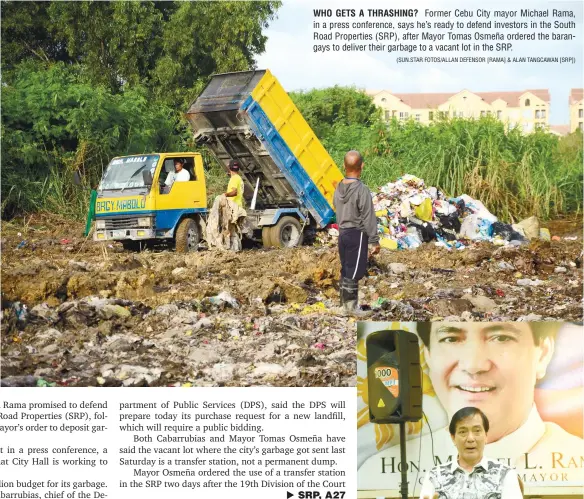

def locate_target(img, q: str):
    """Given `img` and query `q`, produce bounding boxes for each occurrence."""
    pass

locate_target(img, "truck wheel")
[270,216,304,248]
[175,218,200,253]
[262,227,275,248]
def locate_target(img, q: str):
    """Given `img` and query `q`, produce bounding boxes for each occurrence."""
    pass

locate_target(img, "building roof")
[389,92,455,109]
[569,88,583,105]
[367,89,550,109]
[475,90,549,106]
[549,124,571,136]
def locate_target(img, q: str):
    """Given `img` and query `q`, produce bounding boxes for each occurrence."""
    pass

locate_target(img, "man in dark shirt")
[333,150,380,314]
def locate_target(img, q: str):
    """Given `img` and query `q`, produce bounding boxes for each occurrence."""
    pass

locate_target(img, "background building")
[569,88,583,133]
[367,89,551,133]
[549,125,571,137]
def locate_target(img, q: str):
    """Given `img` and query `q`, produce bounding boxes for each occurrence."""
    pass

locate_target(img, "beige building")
[569,88,583,132]
[549,124,571,137]
[367,89,550,133]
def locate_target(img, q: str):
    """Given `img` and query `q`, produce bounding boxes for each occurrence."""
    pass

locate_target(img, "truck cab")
[93,153,206,251]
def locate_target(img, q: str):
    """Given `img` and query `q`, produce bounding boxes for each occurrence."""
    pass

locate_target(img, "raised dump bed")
[186,69,343,228]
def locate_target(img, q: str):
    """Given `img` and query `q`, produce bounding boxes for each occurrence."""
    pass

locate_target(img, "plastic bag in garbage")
[380,238,398,250]
[414,198,433,222]
[434,200,458,215]
[400,232,422,249]
[460,215,492,240]
[207,292,239,309]
[490,222,527,242]
[408,194,424,206]
[399,199,412,218]
[514,216,540,239]
[407,220,436,242]
[454,195,497,222]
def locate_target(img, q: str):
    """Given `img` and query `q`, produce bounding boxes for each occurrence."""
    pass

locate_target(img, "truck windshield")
[99,155,160,190]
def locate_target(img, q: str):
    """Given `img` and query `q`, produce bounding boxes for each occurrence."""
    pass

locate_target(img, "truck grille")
[104,218,140,230]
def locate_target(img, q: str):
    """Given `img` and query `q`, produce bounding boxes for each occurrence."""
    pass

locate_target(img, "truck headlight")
[137,217,152,227]
[96,220,106,229]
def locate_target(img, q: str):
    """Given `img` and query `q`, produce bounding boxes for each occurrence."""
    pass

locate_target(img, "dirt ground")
[1,214,582,387]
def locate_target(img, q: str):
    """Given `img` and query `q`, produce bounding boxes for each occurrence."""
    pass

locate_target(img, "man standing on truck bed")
[334,150,380,314]
[225,159,244,207]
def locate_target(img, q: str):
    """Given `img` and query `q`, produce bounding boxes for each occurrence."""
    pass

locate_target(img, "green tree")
[152,1,280,106]
[0,2,66,68]
[1,62,182,218]
[290,86,380,138]
[46,1,166,90]
[2,1,281,103]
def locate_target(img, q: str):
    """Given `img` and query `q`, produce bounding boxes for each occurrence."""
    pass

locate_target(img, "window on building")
[487,111,492,116]
[541,109,546,118]
[381,98,386,102]
[429,111,434,120]
[525,99,530,106]
[497,111,502,119]
[535,110,541,119]
[579,122,583,130]
[400,112,409,120]
[579,109,583,118]
[480,111,486,117]
[415,114,421,122]
[385,110,390,120]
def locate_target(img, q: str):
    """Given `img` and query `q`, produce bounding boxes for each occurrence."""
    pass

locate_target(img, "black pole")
[399,421,408,499]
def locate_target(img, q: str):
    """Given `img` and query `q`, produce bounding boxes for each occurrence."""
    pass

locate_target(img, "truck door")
[154,155,207,232]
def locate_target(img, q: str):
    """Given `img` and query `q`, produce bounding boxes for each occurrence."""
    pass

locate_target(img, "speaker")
[366,329,422,424]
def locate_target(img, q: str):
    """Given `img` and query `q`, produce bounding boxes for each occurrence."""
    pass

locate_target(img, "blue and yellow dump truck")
[93,70,343,251]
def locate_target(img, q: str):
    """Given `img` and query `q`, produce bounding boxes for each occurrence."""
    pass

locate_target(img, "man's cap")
[229,159,240,171]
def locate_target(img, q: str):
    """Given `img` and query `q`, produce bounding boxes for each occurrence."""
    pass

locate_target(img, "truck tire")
[175,217,200,253]
[262,227,275,248]
[270,216,304,248]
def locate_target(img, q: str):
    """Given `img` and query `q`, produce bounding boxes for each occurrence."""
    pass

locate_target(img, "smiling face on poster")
[356,322,584,494]
[420,322,554,443]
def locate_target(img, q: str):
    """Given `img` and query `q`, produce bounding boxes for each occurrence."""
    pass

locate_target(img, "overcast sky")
[256,0,583,125]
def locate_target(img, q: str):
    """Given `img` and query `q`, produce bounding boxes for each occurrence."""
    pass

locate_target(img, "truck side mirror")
[73,171,82,186]
[142,170,153,186]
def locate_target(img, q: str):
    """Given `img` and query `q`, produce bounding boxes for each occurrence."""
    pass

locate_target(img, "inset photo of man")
[356,322,583,497]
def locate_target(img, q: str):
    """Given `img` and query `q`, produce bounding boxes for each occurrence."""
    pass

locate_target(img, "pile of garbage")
[1,294,356,387]
[333,174,550,251]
